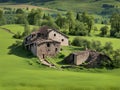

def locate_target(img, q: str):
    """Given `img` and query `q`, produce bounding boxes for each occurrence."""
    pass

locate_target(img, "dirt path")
[0,27,15,34]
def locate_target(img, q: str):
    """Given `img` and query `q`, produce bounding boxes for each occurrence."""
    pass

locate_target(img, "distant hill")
[0,0,120,15]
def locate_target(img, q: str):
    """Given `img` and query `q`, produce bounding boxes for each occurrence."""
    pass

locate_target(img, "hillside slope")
[0,0,120,15]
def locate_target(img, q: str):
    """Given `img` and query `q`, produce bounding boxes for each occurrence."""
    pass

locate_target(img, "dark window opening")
[61,39,64,42]
[37,33,41,37]
[43,54,45,59]
[55,48,58,52]
[47,43,50,47]
[54,34,56,36]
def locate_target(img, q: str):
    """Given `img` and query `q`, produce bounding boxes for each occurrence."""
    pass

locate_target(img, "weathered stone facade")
[24,26,68,59]
[63,50,112,68]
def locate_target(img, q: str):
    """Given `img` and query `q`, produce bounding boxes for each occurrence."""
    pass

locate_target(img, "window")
[47,43,50,47]
[54,34,56,36]
[37,33,41,37]
[55,48,58,52]
[61,39,64,42]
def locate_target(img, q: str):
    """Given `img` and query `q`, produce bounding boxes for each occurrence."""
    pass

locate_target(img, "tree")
[22,21,30,37]
[100,25,109,36]
[55,13,68,29]
[15,14,27,24]
[0,10,6,25]
[90,40,102,51]
[103,42,113,55]
[80,12,94,34]
[16,8,24,14]
[69,21,88,36]
[110,13,120,37]
[28,9,43,25]
[0,10,3,18]
[66,11,76,32]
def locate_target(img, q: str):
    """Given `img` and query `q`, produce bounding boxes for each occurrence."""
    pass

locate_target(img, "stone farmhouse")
[64,50,112,68]
[24,26,69,59]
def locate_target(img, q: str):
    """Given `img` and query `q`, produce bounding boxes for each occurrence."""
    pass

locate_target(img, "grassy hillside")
[0,28,120,90]
[35,0,120,14]
[0,0,120,15]
[0,24,37,34]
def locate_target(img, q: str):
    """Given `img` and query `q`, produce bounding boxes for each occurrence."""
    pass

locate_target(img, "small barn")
[63,50,112,68]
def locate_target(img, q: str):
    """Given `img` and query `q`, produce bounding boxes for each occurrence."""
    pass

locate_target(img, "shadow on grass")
[8,42,35,59]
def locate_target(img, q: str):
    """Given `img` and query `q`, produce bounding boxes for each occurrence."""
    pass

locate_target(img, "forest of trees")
[0,7,120,38]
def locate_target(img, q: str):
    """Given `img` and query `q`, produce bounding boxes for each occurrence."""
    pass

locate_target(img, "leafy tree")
[28,9,43,25]
[69,21,88,36]
[110,13,120,37]
[22,21,30,37]
[66,11,76,32]
[80,12,94,34]
[15,14,27,24]
[103,42,113,55]
[112,49,120,68]
[0,10,6,25]
[16,8,24,14]
[0,9,3,18]
[100,25,109,36]
[90,40,102,51]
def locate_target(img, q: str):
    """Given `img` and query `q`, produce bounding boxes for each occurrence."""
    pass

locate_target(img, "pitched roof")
[32,26,69,38]
[35,38,61,45]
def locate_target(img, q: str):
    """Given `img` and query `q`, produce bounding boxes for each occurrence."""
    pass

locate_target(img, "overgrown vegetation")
[72,37,120,68]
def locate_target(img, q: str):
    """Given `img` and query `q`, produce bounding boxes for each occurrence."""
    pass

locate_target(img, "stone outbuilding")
[63,50,112,68]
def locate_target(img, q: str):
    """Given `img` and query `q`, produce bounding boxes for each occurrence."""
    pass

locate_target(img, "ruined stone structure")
[64,50,112,68]
[24,26,69,59]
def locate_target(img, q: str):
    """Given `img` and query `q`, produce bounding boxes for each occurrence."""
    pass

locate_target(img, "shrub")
[72,37,88,47]
[100,25,109,36]
[58,53,65,58]
[13,31,22,39]
[115,32,120,38]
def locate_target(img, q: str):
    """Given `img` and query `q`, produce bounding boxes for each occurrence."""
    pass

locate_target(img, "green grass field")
[0,24,38,34]
[69,35,120,50]
[0,24,120,90]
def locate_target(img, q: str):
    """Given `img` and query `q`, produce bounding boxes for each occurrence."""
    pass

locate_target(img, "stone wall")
[37,42,60,59]
[74,51,89,65]
[48,30,69,46]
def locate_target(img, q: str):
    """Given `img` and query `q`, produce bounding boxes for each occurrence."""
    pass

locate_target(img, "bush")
[115,32,120,38]
[90,40,102,51]
[58,53,65,58]
[13,31,22,39]
[100,25,109,36]
[72,37,88,47]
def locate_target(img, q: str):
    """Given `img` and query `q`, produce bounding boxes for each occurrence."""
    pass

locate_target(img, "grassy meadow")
[0,24,120,90]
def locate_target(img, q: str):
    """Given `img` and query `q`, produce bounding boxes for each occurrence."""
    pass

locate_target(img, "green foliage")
[15,14,28,24]
[112,49,120,68]
[0,9,6,25]
[22,22,30,37]
[15,8,24,14]
[0,9,3,18]
[100,25,109,36]
[72,37,90,49]
[110,13,120,37]
[28,9,43,25]
[13,31,22,39]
